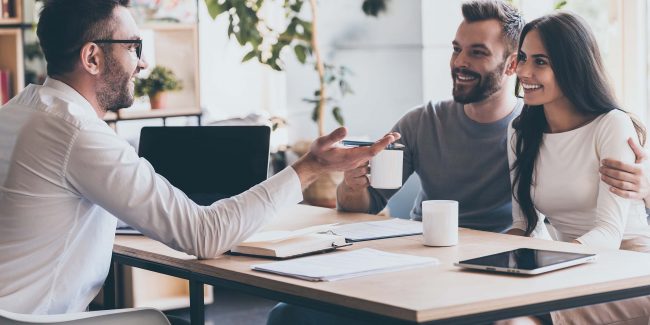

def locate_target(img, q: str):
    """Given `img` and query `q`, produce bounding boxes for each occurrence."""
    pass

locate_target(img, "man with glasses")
[0,0,399,318]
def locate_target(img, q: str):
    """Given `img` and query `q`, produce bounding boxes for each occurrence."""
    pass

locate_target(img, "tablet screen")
[459,248,594,270]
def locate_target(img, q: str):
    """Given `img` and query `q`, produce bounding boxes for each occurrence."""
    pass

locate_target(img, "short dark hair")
[37,0,130,76]
[461,0,524,55]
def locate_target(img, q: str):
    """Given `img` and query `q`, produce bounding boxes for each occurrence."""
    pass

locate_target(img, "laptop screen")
[138,126,271,205]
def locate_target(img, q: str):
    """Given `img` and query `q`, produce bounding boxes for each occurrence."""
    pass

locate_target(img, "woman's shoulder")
[600,109,632,123]
[595,109,636,132]
[592,109,640,149]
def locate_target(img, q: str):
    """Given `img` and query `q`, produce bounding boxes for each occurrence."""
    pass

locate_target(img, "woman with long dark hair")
[507,11,650,324]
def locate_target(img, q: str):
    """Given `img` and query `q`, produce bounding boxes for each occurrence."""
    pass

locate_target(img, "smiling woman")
[507,10,650,325]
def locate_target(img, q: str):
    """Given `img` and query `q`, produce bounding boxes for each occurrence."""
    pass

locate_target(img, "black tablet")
[454,248,597,275]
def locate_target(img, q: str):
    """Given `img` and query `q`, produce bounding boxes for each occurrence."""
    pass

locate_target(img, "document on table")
[251,248,438,282]
[331,219,423,242]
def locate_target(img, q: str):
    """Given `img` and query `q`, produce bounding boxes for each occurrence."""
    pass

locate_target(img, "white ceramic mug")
[369,149,403,189]
[422,200,458,246]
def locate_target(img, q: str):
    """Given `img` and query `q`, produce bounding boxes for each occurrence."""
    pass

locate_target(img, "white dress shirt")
[508,110,649,249]
[0,78,303,314]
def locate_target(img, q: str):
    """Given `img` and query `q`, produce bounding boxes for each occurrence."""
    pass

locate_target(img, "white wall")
[198,3,287,123]
[198,0,467,144]
[421,0,463,104]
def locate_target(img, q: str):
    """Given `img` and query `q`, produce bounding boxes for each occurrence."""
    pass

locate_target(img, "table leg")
[104,260,117,310]
[189,280,205,325]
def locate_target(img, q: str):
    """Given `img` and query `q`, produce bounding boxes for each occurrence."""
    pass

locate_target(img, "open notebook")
[230,224,349,259]
[231,220,423,259]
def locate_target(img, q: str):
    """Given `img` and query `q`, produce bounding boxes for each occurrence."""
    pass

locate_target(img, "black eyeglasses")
[92,39,142,59]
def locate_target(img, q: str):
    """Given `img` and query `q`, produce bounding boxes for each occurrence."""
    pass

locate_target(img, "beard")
[452,60,506,104]
[96,52,135,113]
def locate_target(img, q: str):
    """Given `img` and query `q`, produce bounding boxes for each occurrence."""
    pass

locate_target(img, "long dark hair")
[511,12,646,236]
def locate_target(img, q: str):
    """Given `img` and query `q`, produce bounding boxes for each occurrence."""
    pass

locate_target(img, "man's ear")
[79,43,103,76]
[504,52,518,76]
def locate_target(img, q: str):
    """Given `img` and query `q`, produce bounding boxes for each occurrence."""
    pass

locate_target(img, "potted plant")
[203,0,387,207]
[134,65,183,109]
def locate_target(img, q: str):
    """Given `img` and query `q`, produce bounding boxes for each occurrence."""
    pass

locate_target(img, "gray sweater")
[368,99,523,233]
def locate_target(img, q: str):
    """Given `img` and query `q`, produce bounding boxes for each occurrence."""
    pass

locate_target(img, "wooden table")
[108,205,650,324]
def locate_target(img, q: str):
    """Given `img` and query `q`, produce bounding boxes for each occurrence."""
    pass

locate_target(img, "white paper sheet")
[332,219,423,241]
[252,248,438,281]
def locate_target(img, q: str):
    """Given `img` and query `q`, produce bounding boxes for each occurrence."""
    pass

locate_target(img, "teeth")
[457,75,476,81]
[522,82,542,90]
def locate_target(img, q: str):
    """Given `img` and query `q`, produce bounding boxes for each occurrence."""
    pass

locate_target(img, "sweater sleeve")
[366,106,421,214]
[576,111,638,249]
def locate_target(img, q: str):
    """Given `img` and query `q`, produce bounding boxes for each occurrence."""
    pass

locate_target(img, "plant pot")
[292,140,344,208]
[149,92,167,109]
[303,171,344,208]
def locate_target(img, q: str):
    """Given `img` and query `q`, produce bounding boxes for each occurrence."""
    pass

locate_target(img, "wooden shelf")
[0,17,21,25]
[103,107,202,123]
[0,0,22,25]
[0,28,24,98]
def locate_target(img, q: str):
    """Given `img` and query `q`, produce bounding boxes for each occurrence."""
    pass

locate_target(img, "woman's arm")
[576,112,639,249]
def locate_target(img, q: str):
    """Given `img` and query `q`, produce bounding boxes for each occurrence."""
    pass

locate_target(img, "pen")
[341,140,404,150]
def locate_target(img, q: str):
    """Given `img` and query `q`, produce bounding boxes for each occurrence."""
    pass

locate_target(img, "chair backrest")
[0,308,170,325]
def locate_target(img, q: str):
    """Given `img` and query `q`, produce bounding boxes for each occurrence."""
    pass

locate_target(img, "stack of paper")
[331,219,423,242]
[252,248,438,281]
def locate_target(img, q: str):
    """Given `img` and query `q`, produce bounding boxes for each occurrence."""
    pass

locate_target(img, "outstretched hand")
[292,127,401,189]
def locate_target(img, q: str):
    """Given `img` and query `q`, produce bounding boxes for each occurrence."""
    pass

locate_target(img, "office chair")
[0,307,170,325]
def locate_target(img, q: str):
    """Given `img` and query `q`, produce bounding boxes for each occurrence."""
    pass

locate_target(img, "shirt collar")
[43,77,99,119]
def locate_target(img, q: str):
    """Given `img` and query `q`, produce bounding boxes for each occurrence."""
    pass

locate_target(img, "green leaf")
[339,80,354,96]
[299,20,312,37]
[362,0,388,17]
[554,0,567,9]
[205,0,228,19]
[289,0,303,13]
[242,50,257,62]
[311,104,321,122]
[332,107,344,126]
[294,45,307,64]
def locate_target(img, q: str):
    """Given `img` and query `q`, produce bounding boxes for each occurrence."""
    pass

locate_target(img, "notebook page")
[332,219,423,241]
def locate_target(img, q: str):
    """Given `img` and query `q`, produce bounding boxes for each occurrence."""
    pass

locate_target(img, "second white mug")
[422,200,458,247]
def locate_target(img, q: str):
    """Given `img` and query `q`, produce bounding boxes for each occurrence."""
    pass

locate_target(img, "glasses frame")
[92,39,143,59]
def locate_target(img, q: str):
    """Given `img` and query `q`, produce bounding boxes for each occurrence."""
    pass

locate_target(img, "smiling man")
[337,0,524,233]
[0,0,399,317]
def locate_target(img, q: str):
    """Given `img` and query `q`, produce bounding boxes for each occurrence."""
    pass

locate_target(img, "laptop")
[138,125,271,205]
[454,248,597,275]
